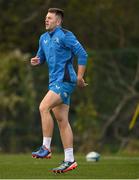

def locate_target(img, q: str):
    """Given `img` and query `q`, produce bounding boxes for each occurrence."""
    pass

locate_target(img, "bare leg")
[39,90,62,138]
[52,104,73,149]
[32,90,62,158]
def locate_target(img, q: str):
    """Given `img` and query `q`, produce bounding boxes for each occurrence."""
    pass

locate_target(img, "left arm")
[62,32,88,87]
[77,65,88,88]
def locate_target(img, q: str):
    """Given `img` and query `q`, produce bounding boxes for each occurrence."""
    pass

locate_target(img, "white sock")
[64,148,74,162]
[43,137,52,150]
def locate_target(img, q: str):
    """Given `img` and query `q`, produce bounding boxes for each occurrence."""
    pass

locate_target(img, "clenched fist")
[31,56,40,66]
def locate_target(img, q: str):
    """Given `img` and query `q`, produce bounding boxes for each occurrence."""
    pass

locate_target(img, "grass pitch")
[0,153,139,179]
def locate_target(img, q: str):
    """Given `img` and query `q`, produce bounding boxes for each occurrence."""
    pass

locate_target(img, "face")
[45,12,61,31]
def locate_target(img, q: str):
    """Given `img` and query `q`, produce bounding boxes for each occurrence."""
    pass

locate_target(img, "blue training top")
[37,26,88,84]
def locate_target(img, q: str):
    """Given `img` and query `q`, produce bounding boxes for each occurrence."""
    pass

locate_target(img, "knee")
[39,102,50,114]
[57,118,63,125]
[57,117,68,128]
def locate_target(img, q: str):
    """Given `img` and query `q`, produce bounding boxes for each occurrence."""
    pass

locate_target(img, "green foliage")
[65,0,139,49]
[72,49,139,152]
[0,0,139,153]
[0,50,36,152]
[93,49,139,114]
[91,49,139,152]
[72,57,99,152]
[0,0,139,52]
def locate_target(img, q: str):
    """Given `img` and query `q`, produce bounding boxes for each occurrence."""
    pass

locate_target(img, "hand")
[77,76,88,88]
[31,56,40,66]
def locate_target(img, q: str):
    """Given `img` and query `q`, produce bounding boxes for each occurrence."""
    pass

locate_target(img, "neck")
[48,25,61,32]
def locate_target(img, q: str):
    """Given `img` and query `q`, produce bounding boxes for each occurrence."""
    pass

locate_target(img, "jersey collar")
[48,26,61,36]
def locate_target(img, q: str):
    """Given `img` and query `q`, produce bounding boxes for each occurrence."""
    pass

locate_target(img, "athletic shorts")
[48,82,76,105]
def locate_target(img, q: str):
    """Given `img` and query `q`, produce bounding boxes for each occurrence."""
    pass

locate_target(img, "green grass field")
[0,153,139,179]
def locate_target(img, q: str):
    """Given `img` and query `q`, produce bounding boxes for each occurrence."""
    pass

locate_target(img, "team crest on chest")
[54,37,60,44]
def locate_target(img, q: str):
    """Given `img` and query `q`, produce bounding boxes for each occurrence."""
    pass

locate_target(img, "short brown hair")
[48,8,64,20]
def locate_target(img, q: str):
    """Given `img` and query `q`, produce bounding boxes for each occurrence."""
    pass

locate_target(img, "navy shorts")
[49,82,76,105]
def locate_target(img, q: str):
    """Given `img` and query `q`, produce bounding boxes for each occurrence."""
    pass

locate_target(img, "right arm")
[30,56,40,66]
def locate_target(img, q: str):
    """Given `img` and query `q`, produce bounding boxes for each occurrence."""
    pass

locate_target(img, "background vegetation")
[0,0,139,154]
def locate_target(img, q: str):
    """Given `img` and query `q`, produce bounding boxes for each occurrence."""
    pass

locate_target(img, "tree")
[0,50,36,152]
[92,49,139,152]
[0,0,139,153]
[0,0,139,52]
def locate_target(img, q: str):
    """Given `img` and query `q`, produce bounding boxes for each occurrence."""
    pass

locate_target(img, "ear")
[56,17,62,26]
